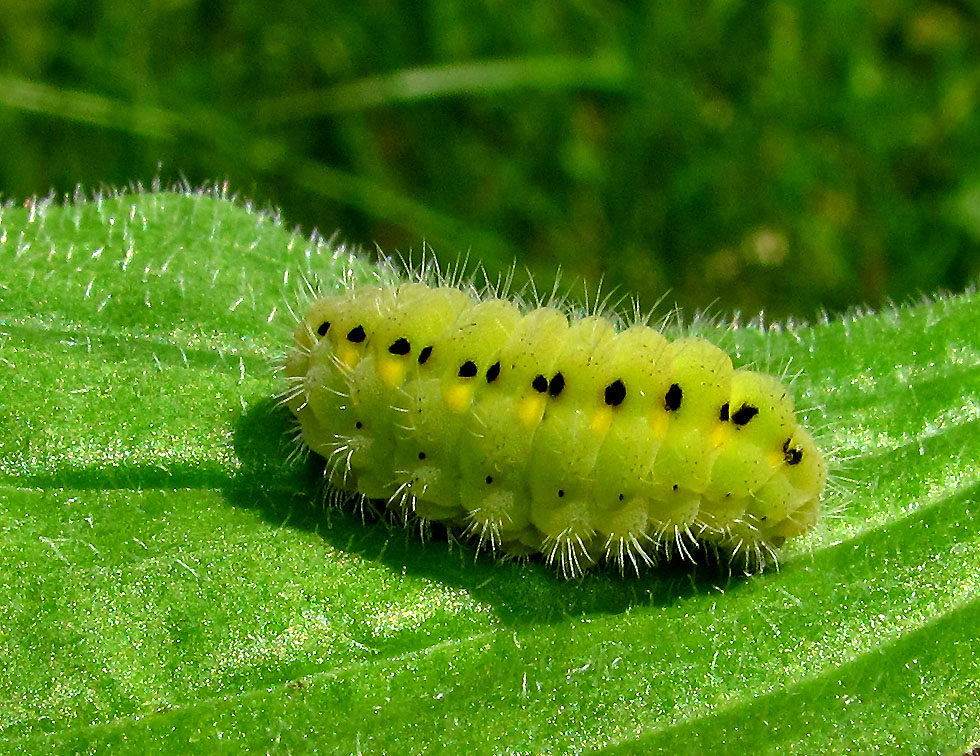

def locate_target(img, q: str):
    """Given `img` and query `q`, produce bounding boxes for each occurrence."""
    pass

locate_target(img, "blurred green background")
[2,0,979,318]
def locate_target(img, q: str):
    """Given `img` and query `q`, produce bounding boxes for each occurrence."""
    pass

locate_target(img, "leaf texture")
[0,192,977,755]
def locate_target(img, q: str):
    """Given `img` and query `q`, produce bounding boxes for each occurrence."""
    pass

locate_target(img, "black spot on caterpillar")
[548,373,565,397]
[604,379,626,407]
[486,361,501,383]
[283,279,827,577]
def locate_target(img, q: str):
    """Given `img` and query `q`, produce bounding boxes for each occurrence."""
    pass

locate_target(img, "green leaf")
[1,192,977,755]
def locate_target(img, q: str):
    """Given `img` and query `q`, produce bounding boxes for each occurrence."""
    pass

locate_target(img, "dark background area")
[2,0,979,319]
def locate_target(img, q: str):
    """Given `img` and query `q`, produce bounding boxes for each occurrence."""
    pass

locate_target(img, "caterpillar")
[282,270,827,577]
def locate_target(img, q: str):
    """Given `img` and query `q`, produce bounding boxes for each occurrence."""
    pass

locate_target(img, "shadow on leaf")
[229,397,755,627]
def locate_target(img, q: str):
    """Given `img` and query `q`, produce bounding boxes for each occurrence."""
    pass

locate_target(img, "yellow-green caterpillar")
[282,275,826,577]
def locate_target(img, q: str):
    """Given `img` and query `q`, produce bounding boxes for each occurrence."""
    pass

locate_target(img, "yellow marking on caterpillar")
[710,423,732,448]
[378,357,407,388]
[517,394,546,428]
[336,345,361,369]
[589,407,613,436]
[444,383,475,412]
[649,411,669,439]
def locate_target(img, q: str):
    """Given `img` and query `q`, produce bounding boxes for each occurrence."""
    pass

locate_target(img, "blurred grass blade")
[253,53,632,123]
[0,81,516,264]
[0,76,178,139]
